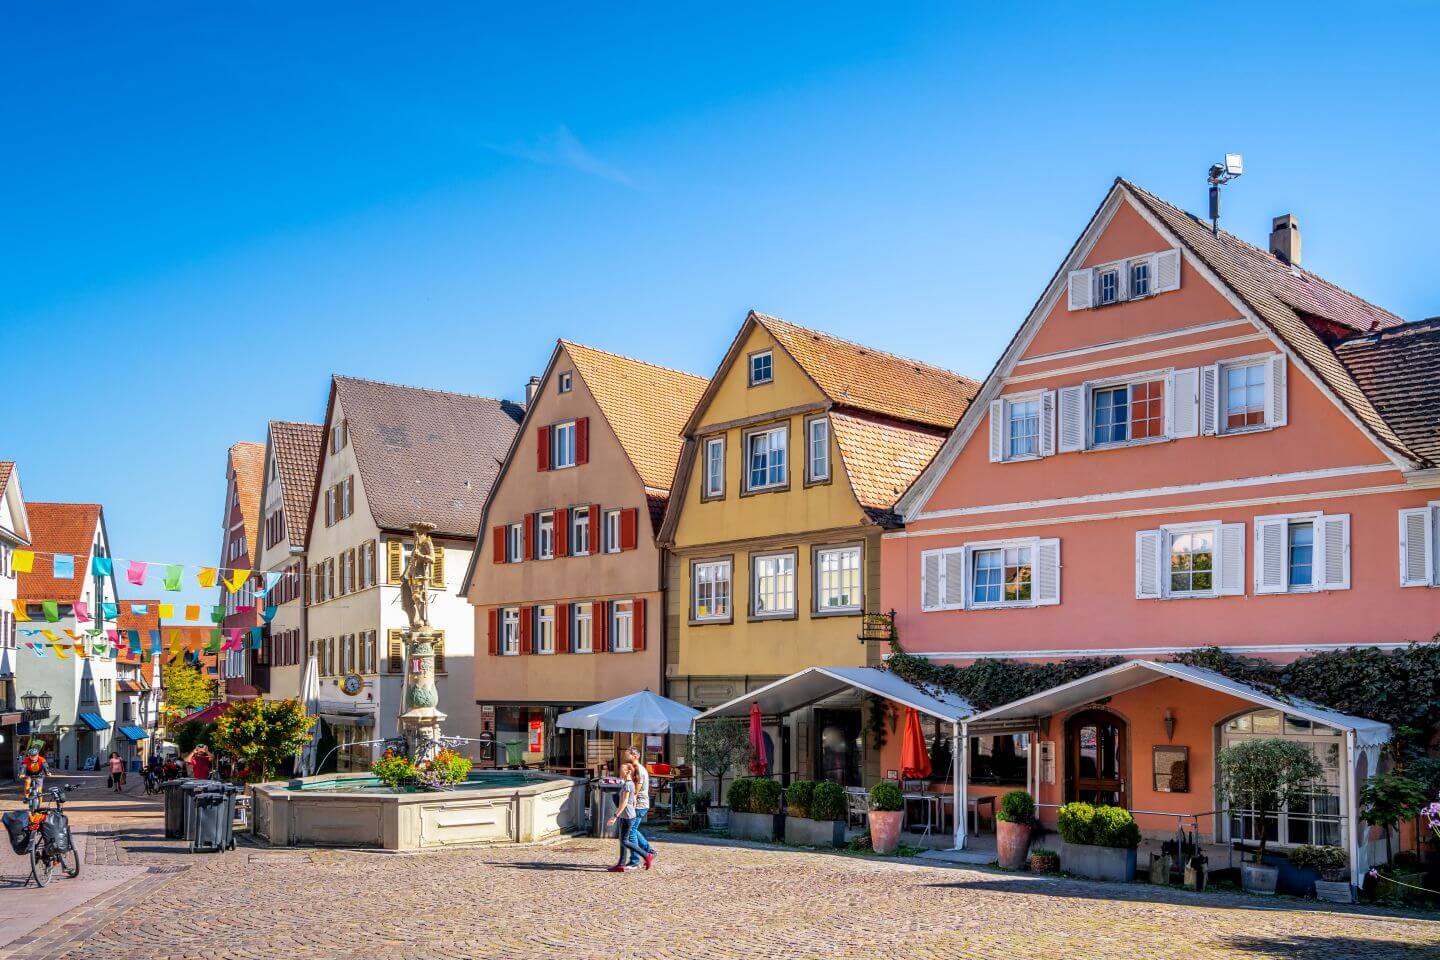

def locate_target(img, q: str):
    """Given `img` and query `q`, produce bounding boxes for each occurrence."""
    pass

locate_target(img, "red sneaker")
[608,865,627,873]
[643,853,655,871]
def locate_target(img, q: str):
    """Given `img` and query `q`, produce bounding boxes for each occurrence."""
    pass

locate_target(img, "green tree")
[162,662,216,721]
[1217,738,1324,865]
[1360,771,1431,865]
[210,698,313,783]
[692,718,752,805]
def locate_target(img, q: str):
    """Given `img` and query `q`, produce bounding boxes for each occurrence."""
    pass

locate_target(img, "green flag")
[42,600,59,623]
[163,564,184,592]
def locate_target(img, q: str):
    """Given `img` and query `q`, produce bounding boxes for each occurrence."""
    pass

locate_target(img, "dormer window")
[558,372,573,394]
[1097,268,1119,305]
[1129,259,1150,297]
[1067,249,1180,310]
[749,350,774,386]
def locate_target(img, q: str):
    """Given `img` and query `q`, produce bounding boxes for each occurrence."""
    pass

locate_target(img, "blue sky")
[2,4,1437,608]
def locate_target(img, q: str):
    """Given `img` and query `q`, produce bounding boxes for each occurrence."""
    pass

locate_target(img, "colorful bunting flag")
[73,601,90,623]
[92,556,113,577]
[130,603,149,615]
[262,605,277,623]
[205,630,221,653]
[184,604,200,622]
[74,640,87,658]
[128,631,141,655]
[102,602,119,620]
[210,606,224,624]
[150,630,161,654]
[12,600,29,623]
[53,640,69,659]
[223,569,248,593]
[52,554,74,579]
[64,629,81,641]
[158,602,174,619]
[251,627,263,650]
[163,564,184,592]
[41,628,58,642]
[30,643,45,658]
[127,560,148,586]
[41,600,59,623]
[197,567,217,588]
[12,550,34,573]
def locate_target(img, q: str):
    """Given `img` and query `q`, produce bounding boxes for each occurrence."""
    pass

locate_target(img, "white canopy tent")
[555,690,701,735]
[296,655,321,776]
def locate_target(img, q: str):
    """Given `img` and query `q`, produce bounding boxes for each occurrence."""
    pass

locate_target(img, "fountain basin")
[252,770,585,850]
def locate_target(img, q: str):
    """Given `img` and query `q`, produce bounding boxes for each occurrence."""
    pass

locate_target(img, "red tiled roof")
[268,421,323,549]
[1334,317,1440,465]
[0,462,12,500]
[227,442,266,563]
[830,411,949,523]
[179,701,230,726]
[18,503,102,601]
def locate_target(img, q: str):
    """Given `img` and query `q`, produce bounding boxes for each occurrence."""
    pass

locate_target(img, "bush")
[1056,802,1140,848]
[785,780,816,819]
[750,778,782,814]
[869,781,904,812]
[372,752,416,788]
[1218,738,1324,864]
[692,789,712,811]
[1287,844,1347,873]
[810,782,847,822]
[726,777,753,812]
[428,749,472,785]
[997,790,1035,824]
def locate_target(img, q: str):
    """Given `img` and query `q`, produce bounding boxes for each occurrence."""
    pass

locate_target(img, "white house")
[0,462,32,777]
[304,376,523,770]
[255,420,322,703]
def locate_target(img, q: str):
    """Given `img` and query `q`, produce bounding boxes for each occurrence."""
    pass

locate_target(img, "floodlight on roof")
[1207,152,1245,234]
[1225,153,1244,177]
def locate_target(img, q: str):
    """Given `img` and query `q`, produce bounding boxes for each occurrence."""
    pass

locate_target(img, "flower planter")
[728,810,780,843]
[1313,879,1354,904]
[706,806,729,831]
[1241,862,1279,895]
[784,815,846,848]
[1148,852,1172,886]
[996,819,1031,870]
[869,810,903,855]
[1059,841,1137,883]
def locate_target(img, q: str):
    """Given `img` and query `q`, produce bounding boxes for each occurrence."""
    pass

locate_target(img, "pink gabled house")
[883,179,1440,879]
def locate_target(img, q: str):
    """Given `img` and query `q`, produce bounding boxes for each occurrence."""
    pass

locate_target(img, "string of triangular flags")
[17,624,265,662]
[12,597,278,627]
[8,548,272,594]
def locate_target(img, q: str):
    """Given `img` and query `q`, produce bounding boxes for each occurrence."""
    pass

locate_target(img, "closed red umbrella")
[748,702,768,776]
[900,707,932,780]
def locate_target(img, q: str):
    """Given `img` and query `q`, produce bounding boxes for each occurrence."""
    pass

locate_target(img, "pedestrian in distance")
[107,751,126,792]
[186,744,213,780]
[623,746,656,869]
[606,761,653,873]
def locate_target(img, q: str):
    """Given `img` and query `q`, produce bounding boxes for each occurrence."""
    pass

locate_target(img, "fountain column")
[396,521,446,761]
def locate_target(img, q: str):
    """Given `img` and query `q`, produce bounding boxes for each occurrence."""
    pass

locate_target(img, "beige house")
[462,341,705,771]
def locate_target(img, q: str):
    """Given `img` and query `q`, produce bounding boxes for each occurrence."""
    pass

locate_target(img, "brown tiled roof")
[333,376,524,538]
[18,503,101,601]
[228,442,266,561]
[644,490,669,536]
[1335,317,1440,465]
[1121,181,1424,465]
[830,412,948,523]
[0,462,12,499]
[562,341,707,491]
[753,313,980,430]
[268,421,323,549]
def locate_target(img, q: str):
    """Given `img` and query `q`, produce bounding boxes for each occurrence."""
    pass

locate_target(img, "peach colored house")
[883,179,1439,873]
[462,342,706,772]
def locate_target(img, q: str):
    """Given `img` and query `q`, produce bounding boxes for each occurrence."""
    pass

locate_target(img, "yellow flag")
[41,628,58,642]
[158,602,174,619]
[12,550,34,573]
[52,640,69,660]
[75,640,88,659]
[223,569,249,593]
[11,599,29,622]
[197,567,217,588]
[184,604,200,622]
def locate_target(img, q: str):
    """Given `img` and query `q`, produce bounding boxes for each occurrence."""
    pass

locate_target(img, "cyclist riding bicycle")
[20,747,50,809]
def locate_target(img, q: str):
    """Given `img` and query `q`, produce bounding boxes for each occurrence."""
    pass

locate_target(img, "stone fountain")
[397,521,445,760]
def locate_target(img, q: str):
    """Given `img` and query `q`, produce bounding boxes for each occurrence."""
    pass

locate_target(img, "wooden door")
[1066,710,1127,808]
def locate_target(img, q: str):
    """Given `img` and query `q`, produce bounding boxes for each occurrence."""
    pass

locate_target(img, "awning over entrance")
[697,666,973,724]
[179,702,231,726]
[319,712,374,729]
[117,725,149,742]
[77,712,109,732]
[965,660,1391,747]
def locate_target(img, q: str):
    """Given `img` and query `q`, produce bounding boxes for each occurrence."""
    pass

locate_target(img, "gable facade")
[255,422,320,702]
[218,442,264,697]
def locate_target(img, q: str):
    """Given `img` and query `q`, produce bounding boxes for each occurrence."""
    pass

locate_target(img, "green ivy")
[887,641,1125,711]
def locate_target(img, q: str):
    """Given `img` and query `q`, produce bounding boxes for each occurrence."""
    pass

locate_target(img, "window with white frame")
[751,551,796,618]
[361,631,377,674]
[610,600,634,652]
[745,425,787,491]
[692,560,731,621]
[749,350,773,386]
[501,608,520,655]
[1097,266,1119,305]
[537,512,555,559]
[1223,709,1343,847]
[507,523,524,563]
[558,371,573,393]
[1168,530,1214,596]
[703,436,725,498]
[552,421,577,469]
[536,605,555,654]
[1129,258,1150,297]
[1136,521,1244,600]
[1255,512,1350,593]
[603,509,622,553]
[815,544,861,612]
[570,507,590,555]
[572,603,594,653]
[972,545,1032,606]
[921,539,1061,611]
[1223,360,1266,431]
[1091,377,1165,446]
[1068,249,1179,311]
[806,416,830,482]
[1006,397,1042,458]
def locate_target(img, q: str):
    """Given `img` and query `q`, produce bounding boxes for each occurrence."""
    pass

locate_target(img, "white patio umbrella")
[555,690,700,735]
[296,655,322,775]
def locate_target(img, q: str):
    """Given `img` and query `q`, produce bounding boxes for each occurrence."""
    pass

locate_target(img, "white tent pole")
[954,720,967,850]
[1344,728,1359,888]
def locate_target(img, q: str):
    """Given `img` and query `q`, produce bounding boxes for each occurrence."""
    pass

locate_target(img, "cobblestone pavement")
[0,789,1436,960]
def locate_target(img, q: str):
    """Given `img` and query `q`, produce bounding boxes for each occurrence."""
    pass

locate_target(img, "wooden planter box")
[1059,841,1137,883]
[1314,879,1354,904]
[784,815,846,848]
[728,811,781,842]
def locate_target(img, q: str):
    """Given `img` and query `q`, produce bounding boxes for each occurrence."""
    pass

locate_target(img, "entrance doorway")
[814,709,861,786]
[1066,710,1127,808]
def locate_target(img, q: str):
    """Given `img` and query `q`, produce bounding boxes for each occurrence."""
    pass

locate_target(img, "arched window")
[1220,709,1343,847]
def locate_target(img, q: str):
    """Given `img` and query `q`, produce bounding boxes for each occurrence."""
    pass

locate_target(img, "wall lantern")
[1163,708,1176,742]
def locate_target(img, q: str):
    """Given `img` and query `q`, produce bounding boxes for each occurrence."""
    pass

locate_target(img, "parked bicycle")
[4,783,80,887]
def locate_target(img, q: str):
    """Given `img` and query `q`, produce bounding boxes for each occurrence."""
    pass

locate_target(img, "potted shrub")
[995,790,1034,870]
[1288,844,1351,903]
[1218,738,1324,895]
[692,719,751,832]
[1055,802,1141,882]
[1028,846,1060,873]
[727,777,783,842]
[868,782,905,854]
[784,780,847,848]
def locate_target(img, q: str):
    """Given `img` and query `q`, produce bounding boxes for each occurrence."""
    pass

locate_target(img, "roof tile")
[268,421,323,548]
[830,412,948,523]
[18,503,102,601]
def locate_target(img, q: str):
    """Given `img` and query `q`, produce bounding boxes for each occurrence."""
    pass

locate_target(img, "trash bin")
[191,791,233,853]
[162,779,195,839]
[590,780,623,838]
[183,783,224,842]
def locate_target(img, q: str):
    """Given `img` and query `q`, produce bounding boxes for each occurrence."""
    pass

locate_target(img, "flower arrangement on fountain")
[371,747,472,791]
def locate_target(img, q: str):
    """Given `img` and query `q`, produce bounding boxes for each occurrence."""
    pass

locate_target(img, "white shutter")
[921,550,944,610]
[1199,365,1219,436]
[1113,261,1129,302]
[1399,507,1434,587]
[1217,522,1246,596]
[945,549,967,610]
[1154,248,1181,293]
[1039,390,1056,457]
[1266,354,1288,427]
[1317,513,1351,591]
[1033,539,1061,606]
[1067,269,1094,311]
[1254,516,1288,594]
[988,400,1005,463]
[1168,367,1200,438]
[1057,385,1086,453]
[1135,530,1163,599]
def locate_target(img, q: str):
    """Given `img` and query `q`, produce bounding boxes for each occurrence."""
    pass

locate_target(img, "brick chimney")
[524,376,541,406]
[1270,214,1301,266]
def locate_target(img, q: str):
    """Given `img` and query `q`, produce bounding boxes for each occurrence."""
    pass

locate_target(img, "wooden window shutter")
[589,504,601,552]
[537,426,551,471]
[344,476,354,517]
[1317,513,1351,591]
[594,601,609,653]
[632,597,646,652]
[367,539,377,586]
[1217,522,1246,596]
[519,608,533,655]
[1057,386,1086,453]
[556,603,570,654]
[1399,507,1434,587]
[1033,540,1061,606]
[1039,391,1056,457]
[620,507,638,551]
[387,541,403,583]
[1067,268,1094,310]
[988,400,1005,463]
[524,514,535,560]
[324,487,334,526]
[387,629,404,672]
[493,527,507,564]
[1135,530,1163,599]
[430,546,445,588]
[433,630,445,673]
[327,558,335,599]
[576,417,589,464]
[555,508,569,557]
[1254,517,1288,594]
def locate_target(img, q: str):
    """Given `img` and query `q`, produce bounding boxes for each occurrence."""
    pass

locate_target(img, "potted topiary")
[1288,844,1351,903]
[996,790,1035,870]
[784,780,847,848]
[727,777,783,842]
[868,782,905,854]
[1055,801,1141,882]
[1028,846,1060,873]
[1217,738,1324,895]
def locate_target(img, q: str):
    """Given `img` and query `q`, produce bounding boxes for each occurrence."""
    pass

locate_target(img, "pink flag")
[127,560,148,586]
[73,601,91,623]
[106,629,119,643]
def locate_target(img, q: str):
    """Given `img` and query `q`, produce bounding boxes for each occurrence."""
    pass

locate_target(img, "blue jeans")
[626,810,654,865]
[614,817,647,866]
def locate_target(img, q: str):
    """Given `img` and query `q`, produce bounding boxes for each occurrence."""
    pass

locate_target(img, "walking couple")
[605,745,656,873]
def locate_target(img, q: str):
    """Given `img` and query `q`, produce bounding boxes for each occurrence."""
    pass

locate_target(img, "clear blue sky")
[3,4,1437,608]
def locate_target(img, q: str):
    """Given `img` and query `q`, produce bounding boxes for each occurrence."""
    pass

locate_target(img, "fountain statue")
[397,521,445,759]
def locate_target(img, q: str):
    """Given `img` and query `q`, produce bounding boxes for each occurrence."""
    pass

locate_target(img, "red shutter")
[555,508,569,557]
[487,608,499,656]
[536,426,551,471]
[576,417,589,465]
[632,597,646,652]
[556,603,570,654]
[595,601,609,653]
[524,514,535,560]
[519,607,533,655]
[589,504,601,552]
[492,526,506,564]
[620,507,639,551]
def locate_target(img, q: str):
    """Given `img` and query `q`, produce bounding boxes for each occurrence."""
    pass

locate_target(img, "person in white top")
[624,746,656,868]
